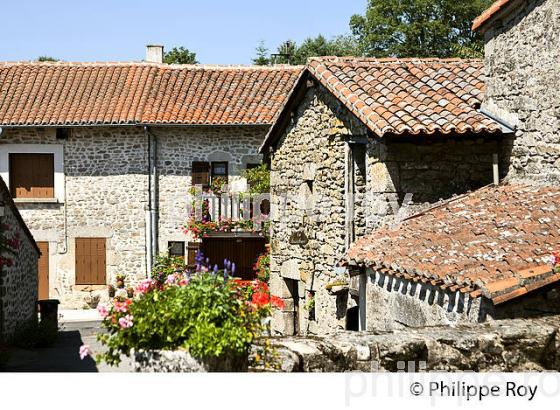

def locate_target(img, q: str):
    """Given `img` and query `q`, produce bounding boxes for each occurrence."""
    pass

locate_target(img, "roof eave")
[259,69,311,153]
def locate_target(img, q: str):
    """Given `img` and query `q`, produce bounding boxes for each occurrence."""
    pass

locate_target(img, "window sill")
[13,198,61,204]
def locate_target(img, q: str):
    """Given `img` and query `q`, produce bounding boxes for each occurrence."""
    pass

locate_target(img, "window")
[192,161,228,190]
[9,153,55,199]
[211,161,228,182]
[192,162,210,188]
[168,241,185,259]
[56,128,71,140]
[75,238,106,285]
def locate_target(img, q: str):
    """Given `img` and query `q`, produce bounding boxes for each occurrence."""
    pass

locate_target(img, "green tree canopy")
[252,40,271,66]
[291,35,360,64]
[37,56,59,62]
[258,35,359,66]
[350,0,491,58]
[163,46,198,64]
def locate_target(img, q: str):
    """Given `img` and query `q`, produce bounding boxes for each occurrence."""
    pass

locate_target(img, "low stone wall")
[0,178,40,341]
[133,349,249,372]
[251,315,560,372]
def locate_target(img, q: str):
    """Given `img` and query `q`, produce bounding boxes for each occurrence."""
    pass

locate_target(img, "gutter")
[478,108,516,134]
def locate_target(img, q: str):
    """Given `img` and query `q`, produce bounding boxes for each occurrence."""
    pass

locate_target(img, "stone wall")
[366,137,500,229]
[357,269,560,331]
[269,81,504,336]
[483,0,560,185]
[269,83,368,335]
[0,178,39,341]
[0,125,265,308]
[251,315,560,372]
[155,126,265,251]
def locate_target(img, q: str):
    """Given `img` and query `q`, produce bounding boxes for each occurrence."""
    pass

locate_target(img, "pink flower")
[118,314,134,329]
[135,279,154,295]
[551,252,559,266]
[79,344,90,360]
[96,304,109,319]
[165,274,177,285]
[114,299,131,313]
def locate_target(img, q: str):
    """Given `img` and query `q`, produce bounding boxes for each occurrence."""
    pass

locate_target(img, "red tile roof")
[346,184,560,304]
[472,0,516,31]
[306,57,502,137]
[0,62,302,126]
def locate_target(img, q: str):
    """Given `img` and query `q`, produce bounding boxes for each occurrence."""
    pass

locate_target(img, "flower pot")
[116,280,125,289]
[133,349,249,372]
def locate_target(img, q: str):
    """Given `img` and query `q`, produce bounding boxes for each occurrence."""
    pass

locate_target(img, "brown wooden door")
[75,238,106,285]
[201,235,265,280]
[37,241,50,300]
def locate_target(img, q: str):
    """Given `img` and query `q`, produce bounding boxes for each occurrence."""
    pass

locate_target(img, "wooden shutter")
[9,153,54,198]
[192,162,210,187]
[37,242,50,300]
[75,238,106,285]
[187,242,201,268]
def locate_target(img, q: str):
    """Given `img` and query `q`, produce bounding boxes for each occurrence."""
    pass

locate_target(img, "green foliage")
[349,0,492,58]
[37,56,59,62]
[292,35,360,64]
[252,40,271,66]
[151,254,187,285]
[269,35,360,65]
[12,320,58,349]
[253,252,270,282]
[97,273,262,366]
[163,46,198,64]
[241,163,270,194]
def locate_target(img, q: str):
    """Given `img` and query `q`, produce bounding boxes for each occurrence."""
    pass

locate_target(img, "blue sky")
[1,0,366,64]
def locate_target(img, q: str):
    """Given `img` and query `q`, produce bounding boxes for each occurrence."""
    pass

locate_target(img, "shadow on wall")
[383,135,512,207]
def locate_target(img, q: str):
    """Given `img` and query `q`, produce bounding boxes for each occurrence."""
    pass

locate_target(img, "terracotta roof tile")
[305,57,502,138]
[346,184,560,304]
[0,62,302,126]
[472,0,516,31]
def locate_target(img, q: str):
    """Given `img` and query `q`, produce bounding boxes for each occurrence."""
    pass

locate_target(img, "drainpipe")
[358,267,367,331]
[492,153,500,185]
[144,126,159,276]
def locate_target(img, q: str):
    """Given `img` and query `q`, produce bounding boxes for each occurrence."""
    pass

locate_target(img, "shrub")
[96,268,283,366]
[254,252,270,282]
[151,254,187,286]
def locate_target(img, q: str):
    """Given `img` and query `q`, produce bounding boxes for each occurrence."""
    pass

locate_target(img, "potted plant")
[115,274,126,289]
[91,255,283,372]
[108,285,116,298]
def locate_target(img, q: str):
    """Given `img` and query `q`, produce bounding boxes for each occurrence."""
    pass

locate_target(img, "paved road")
[1,320,134,372]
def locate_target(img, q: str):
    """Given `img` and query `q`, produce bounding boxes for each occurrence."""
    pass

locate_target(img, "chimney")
[146,45,164,63]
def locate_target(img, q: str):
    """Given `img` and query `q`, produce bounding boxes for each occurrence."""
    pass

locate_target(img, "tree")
[252,41,270,66]
[292,34,360,64]
[271,40,297,64]
[349,0,492,58]
[37,56,59,62]
[163,46,198,64]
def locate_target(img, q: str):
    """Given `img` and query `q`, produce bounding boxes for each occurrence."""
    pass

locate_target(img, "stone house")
[0,177,40,341]
[0,47,301,308]
[263,0,559,335]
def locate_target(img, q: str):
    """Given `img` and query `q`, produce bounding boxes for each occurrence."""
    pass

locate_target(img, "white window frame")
[0,144,64,203]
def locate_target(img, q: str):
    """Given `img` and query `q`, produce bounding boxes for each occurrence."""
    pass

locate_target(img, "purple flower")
[213,264,219,274]
[231,263,236,276]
